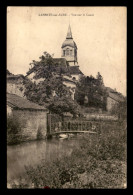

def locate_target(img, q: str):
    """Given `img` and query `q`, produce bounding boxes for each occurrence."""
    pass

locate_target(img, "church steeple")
[66,24,73,39]
[61,24,78,66]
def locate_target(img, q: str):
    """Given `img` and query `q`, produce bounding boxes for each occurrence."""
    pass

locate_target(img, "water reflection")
[7,137,80,182]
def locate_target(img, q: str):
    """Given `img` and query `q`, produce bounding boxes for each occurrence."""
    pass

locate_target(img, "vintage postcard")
[7,6,127,189]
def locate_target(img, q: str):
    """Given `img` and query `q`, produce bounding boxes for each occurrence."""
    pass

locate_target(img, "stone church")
[26,24,83,100]
[61,24,83,80]
[60,24,83,99]
[7,24,125,112]
[62,24,78,66]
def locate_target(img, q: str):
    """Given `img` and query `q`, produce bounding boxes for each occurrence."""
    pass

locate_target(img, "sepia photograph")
[7,6,127,189]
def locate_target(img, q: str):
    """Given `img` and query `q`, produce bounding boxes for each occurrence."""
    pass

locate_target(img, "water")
[7,136,81,184]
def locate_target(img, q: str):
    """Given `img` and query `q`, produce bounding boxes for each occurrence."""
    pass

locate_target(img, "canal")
[7,136,82,186]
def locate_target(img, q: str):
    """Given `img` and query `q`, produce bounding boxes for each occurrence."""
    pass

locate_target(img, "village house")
[7,93,48,142]
[106,87,125,112]
[7,70,26,98]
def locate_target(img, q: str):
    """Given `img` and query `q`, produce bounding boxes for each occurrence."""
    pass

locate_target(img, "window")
[63,50,65,56]
[70,50,72,55]
[66,49,69,56]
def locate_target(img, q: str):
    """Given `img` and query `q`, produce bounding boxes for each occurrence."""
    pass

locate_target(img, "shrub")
[11,123,126,189]
[7,115,26,145]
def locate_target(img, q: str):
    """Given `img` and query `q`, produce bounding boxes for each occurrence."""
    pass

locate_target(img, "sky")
[7,7,127,96]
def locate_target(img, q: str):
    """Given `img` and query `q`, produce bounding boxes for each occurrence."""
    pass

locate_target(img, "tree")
[110,98,127,127]
[28,51,71,79]
[75,73,107,110]
[24,51,82,117]
[48,96,81,118]
[96,72,104,86]
[7,115,26,144]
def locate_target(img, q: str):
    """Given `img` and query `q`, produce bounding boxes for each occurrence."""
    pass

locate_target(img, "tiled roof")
[7,74,25,80]
[69,66,83,75]
[26,58,69,77]
[53,58,69,67]
[108,92,125,102]
[26,68,35,76]
[7,69,25,80]
[7,93,47,111]
[62,39,77,48]
[106,87,125,102]
[63,77,76,84]
[25,59,83,79]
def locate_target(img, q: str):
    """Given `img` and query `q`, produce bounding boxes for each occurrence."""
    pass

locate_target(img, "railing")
[50,121,102,134]
[47,113,119,136]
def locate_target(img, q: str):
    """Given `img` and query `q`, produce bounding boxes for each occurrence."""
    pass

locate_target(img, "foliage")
[48,96,82,118]
[24,51,82,117]
[96,72,104,86]
[24,52,108,115]
[111,98,127,129]
[12,122,126,189]
[110,98,127,125]
[75,73,107,110]
[7,115,26,145]
[27,51,70,80]
[7,115,25,134]
[37,126,44,140]
[24,76,70,103]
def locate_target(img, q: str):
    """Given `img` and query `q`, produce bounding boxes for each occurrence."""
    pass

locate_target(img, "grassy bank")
[10,122,127,189]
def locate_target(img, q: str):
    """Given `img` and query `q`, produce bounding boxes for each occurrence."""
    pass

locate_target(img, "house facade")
[106,87,125,112]
[7,93,48,143]
[7,72,26,98]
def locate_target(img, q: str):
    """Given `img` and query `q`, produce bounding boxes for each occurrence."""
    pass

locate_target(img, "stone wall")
[12,109,47,141]
[7,83,26,98]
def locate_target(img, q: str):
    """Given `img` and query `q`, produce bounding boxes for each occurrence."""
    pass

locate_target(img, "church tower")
[61,25,78,66]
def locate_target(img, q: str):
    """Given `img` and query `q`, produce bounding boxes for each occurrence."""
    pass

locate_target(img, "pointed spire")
[66,24,73,39]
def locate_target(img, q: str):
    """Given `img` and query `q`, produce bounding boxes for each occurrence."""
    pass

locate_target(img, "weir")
[51,130,97,135]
